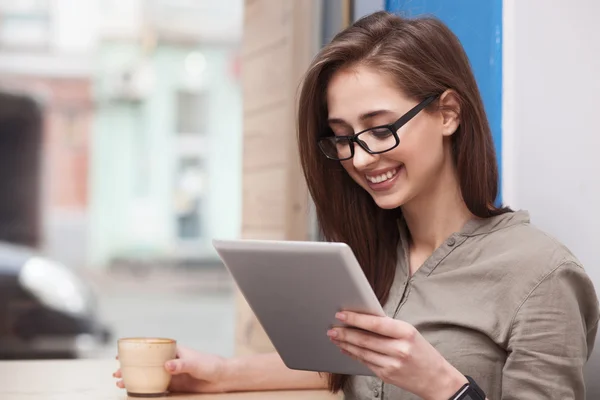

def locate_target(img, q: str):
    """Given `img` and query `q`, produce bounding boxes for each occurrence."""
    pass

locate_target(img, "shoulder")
[472,211,583,280]
[463,211,598,321]
[505,220,580,268]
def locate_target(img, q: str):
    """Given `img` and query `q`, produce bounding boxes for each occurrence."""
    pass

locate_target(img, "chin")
[371,193,407,210]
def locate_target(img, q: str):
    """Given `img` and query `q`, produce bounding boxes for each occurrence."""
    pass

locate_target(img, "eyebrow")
[327,109,395,126]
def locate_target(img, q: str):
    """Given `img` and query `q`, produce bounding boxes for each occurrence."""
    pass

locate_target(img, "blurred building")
[0,0,95,267]
[0,0,243,270]
[90,0,243,270]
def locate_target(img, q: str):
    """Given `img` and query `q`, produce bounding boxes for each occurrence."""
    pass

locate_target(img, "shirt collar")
[396,210,530,239]
[459,210,530,237]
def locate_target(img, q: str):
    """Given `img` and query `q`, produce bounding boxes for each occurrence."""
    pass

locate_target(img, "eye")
[329,127,352,137]
[369,127,393,138]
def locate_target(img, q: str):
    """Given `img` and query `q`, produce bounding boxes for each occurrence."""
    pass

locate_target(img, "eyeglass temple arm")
[391,95,438,131]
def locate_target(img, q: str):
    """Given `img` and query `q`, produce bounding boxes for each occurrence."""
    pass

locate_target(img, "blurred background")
[0,0,598,373]
[0,0,244,360]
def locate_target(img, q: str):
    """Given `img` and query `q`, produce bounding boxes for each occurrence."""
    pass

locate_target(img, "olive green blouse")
[345,211,600,400]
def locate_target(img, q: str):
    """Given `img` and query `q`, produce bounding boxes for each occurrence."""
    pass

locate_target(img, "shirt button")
[447,237,456,246]
[374,388,380,398]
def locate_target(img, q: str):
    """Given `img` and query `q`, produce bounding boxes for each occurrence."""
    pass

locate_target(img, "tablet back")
[213,239,385,376]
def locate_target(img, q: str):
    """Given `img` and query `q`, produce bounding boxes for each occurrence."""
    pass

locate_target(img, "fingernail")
[166,362,175,371]
[336,312,346,321]
[327,329,338,338]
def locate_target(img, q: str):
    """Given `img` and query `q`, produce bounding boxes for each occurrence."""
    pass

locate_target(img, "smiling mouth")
[365,167,401,184]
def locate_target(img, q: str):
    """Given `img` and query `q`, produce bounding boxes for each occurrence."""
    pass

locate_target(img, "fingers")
[165,349,217,378]
[328,327,397,356]
[336,312,415,339]
[333,339,387,368]
[165,359,191,375]
[113,368,124,390]
[175,345,189,358]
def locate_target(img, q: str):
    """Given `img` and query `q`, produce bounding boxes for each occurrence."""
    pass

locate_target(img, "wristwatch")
[449,376,486,400]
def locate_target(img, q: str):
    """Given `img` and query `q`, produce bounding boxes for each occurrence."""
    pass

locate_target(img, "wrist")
[422,362,468,400]
[216,357,239,393]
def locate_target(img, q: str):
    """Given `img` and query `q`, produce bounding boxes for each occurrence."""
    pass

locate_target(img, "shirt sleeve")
[501,261,600,400]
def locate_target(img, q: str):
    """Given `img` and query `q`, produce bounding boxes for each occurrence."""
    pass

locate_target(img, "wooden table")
[0,359,341,400]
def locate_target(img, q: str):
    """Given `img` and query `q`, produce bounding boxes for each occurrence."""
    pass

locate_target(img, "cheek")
[340,160,353,174]
[400,128,445,177]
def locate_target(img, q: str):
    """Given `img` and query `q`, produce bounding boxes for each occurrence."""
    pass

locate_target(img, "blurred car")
[0,241,110,359]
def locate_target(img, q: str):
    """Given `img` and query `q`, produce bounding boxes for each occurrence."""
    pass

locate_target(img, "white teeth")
[366,168,399,184]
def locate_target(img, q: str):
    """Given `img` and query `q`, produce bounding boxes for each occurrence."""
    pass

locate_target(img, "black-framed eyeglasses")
[317,95,438,161]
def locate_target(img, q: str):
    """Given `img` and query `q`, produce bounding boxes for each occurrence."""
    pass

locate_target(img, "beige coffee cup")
[117,337,177,397]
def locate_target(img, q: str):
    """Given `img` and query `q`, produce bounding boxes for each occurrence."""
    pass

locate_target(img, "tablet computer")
[212,239,385,376]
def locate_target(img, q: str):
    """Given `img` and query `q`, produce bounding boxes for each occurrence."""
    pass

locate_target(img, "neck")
[401,163,474,254]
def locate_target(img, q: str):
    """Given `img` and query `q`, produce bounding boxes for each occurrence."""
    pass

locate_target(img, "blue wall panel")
[385,0,503,202]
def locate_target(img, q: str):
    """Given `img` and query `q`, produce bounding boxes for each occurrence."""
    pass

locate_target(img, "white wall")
[503,0,600,287]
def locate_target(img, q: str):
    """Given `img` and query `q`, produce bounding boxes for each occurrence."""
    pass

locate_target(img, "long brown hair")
[297,11,510,392]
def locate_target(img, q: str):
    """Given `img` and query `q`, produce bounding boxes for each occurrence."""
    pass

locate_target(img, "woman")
[114,11,599,399]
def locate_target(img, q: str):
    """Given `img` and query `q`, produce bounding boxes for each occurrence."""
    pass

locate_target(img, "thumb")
[165,359,193,375]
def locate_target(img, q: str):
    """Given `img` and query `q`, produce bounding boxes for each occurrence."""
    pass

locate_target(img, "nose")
[352,143,378,171]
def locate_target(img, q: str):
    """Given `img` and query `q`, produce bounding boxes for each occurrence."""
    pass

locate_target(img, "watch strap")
[449,376,486,400]
[464,376,486,400]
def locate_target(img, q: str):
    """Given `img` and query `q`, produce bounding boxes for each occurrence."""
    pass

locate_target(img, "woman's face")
[326,65,459,210]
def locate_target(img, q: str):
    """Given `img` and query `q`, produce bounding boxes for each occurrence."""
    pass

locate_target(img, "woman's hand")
[328,312,468,400]
[113,345,228,393]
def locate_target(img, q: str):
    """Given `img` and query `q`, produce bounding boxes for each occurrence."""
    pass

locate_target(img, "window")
[173,157,206,239]
[0,0,51,50]
[176,90,208,135]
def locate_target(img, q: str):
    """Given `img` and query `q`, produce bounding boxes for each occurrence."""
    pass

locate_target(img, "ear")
[438,90,461,137]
